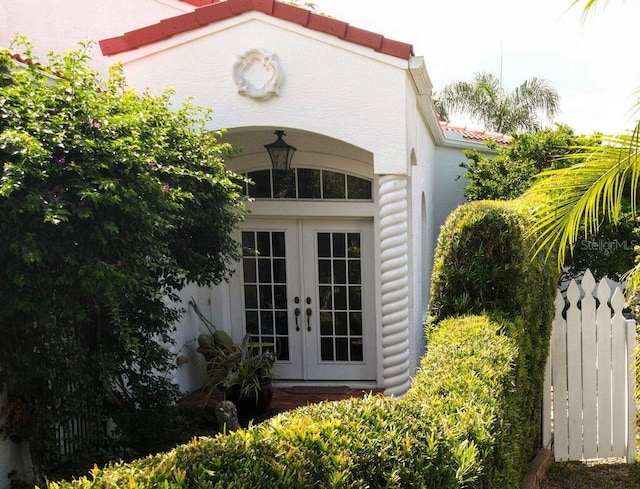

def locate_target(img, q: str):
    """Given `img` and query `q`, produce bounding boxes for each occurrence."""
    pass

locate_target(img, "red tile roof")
[5,52,63,78]
[440,122,511,146]
[99,0,413,59]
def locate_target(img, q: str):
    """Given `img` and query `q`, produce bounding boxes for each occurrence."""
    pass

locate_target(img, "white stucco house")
[2,0,508,433]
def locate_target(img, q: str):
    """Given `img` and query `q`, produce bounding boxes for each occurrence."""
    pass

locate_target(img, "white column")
[379,174,411,396]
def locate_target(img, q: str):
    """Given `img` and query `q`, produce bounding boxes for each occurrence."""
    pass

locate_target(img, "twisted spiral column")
[379,174,411,397]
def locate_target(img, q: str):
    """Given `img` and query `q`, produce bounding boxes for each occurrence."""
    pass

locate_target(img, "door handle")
[294,307,301,332]
[306,307,312,332]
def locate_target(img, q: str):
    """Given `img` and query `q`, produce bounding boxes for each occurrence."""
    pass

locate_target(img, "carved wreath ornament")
[233,49,283,101]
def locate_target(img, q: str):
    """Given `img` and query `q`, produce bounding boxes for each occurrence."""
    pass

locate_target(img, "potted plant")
[190,299,276,416]
[197,331,276,416]
[192,300,276,418]
[217,334,276,415]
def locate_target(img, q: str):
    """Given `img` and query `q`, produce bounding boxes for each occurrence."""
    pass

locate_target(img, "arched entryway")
[223,129,379,383]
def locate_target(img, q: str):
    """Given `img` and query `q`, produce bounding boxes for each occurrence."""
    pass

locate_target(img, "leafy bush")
[427,197,559,483]
[406,315,521,488]
[0,41,246,480]
[428,201,525,327]
[47,315,522,489]
[459,125,597,201]
[44,197,558,488]
[458,125,636,282]
[428,199,557,328]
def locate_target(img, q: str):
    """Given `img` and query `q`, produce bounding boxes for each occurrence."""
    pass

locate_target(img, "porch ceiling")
[220,128,373,167]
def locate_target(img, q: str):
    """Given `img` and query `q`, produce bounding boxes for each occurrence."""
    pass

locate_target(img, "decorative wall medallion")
[233,49,283,101]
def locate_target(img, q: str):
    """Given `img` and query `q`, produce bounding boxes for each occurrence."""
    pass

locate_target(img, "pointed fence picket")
[543,269,636,463]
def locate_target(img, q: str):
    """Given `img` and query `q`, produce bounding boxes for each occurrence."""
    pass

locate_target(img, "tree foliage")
[460,124,595,201]
[0,41,246,478]
[462,124,635,281]
[525,0,640,277]
[526,129,640,283]
[436,72,560,134]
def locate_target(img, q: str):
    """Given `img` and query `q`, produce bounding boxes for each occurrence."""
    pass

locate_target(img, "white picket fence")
[543,270,636,463]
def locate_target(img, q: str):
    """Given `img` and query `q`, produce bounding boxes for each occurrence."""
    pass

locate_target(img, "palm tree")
[526,0,640,289]
[436,72,560,134]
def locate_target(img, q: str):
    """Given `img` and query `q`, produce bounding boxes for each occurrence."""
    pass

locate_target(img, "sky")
[314,0,640,135]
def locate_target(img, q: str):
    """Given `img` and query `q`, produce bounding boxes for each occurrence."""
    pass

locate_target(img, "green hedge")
[47,315,518,489]
[46,199,558,489]
[426,198,559,484]
[428,199,556,328]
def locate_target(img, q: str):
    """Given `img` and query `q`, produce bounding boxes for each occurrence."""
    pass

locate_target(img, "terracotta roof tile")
[180,0,214,6]
[228,0,255,14]
[193,2,233,24]
[272,1,310,25]
[124,22,166,50]
[7,52,62,77]
[99,0,413,60]
[307,12,347,38]
[440,122,511,145]
[160,11,202,36]
[344,25,383,51]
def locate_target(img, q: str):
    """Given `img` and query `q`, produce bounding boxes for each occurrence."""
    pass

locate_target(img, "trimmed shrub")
[426,198,559,483]
[47,315,518,489]
[43,203,557,488]
[406,314,521,488]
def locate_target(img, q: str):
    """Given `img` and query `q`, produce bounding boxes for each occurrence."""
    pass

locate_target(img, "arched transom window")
[240,168,372,200]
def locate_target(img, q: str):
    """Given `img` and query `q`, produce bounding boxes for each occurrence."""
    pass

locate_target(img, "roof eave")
[99,0,414,59]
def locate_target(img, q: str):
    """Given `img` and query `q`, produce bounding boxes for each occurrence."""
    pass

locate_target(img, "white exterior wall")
[408,114,438,367]
[432,145,471,232]
[113,13,411,175]
[0,0,191,75]
[110,13,421,390]
[432,142,499,233]
[0,0,479,478]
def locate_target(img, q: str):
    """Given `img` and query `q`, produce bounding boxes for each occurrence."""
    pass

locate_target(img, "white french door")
[235,219,375,381]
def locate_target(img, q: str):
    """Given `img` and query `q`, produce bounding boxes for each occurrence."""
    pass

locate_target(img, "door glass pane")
[347,233,361,258]
[257,232,271,256]
[333,260,346,284]
[335,312,348,335]
[350,340,363,361]
[321,338,334,361]
[242,232,255,255]
[332,233,346,257]
[241,231,289,361]
[275,311,288,335]
[320,312,333,335]
[243,258,256,283]
[335,338,349,361]
[273,285,287,309]
[317,231,364,363]
[318,260,332,284]
[317,233,331,257]
[272,233,286,257]
[246,311,259,334]
[348,261,361,285]
[273,259,286,284]
[334,286,347,310]
[244,285,258,309]
[258,258,272,282]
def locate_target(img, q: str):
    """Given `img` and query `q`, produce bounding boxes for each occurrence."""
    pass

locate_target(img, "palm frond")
[525,126,640,268]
